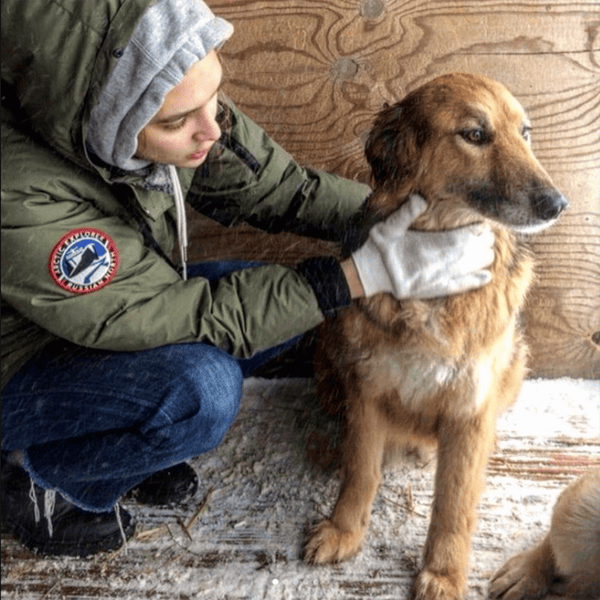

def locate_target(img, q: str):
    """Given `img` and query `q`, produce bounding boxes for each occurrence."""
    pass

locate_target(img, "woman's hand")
[345,194,495,300]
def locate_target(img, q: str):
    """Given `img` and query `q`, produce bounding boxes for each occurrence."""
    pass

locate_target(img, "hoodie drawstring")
[167,165,188,281]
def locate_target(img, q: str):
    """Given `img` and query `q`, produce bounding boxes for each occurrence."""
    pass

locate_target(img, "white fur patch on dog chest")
[361,349,496,417]
[362,350,459,411]
[359,315,519,418]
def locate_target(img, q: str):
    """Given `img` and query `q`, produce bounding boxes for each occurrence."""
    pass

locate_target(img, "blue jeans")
[1,262,303,512]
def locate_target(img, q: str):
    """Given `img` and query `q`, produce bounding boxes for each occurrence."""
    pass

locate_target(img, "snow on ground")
[2,377,598,599]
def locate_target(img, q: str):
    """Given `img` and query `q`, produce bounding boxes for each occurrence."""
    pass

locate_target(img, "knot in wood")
[361,0,386,19]
[331,58,359,81]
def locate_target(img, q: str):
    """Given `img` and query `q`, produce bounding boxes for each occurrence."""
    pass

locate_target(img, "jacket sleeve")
[1,120,329,359]
[187,100,372,251]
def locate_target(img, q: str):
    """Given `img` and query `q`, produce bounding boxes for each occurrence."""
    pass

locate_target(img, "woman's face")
[136,50,223,168]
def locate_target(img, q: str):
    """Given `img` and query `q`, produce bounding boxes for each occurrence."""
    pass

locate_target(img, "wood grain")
[191,0,600,377]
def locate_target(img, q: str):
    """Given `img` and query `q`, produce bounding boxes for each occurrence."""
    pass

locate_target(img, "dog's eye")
[460,129,489,145]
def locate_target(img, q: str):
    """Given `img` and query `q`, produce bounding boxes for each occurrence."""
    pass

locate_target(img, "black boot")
[1,461,135,557]
[126,462,198,506]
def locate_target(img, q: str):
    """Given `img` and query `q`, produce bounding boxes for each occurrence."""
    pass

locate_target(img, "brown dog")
[303,73,568,600]
[490,468,600,600]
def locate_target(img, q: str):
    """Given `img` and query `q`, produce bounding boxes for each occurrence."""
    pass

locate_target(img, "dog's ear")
[365,97,428,192]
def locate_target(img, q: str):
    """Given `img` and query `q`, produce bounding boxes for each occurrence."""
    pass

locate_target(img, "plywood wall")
[191,0,600,378]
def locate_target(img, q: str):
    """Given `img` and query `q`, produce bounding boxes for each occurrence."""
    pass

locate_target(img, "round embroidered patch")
[49,228,119,294]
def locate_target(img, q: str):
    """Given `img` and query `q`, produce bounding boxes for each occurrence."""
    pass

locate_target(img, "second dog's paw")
[413,568,464,600]
[303,519,362,565]
[489,550,551,600]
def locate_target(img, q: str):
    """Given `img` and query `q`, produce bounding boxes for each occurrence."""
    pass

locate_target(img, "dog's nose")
[532,189,569,221]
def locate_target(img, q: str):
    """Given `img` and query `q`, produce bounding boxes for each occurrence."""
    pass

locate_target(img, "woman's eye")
[522,126,532,142]
[163,117,187,131]
[461,129,488,145]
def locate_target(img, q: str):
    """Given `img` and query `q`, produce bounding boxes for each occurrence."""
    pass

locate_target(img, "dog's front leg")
[304,396,385,564]
[414,408,495,600]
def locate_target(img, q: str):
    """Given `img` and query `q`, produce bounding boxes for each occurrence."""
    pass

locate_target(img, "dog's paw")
[489,550,551,600]
[303,519,362,564]
[413,568,464,600]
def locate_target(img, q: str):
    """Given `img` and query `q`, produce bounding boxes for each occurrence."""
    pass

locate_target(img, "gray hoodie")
[86,0,233,279]
[87,0,233,171]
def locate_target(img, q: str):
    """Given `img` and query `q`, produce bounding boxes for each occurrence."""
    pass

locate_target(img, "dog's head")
[365,73,568,233]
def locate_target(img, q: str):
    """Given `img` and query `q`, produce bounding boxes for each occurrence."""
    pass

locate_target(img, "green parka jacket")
[1,0,370,389]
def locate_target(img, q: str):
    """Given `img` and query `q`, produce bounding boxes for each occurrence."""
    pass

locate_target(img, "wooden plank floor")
[2,377,598,599]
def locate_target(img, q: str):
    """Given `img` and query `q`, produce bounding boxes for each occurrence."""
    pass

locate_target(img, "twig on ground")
[183,486,214,537]
[136,526,170,542]
[379,484,428,518]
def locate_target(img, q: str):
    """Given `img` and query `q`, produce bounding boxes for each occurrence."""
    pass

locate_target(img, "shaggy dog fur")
[490,468,600,600]
[303,73,568,600]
